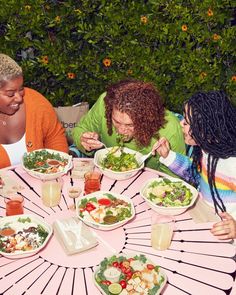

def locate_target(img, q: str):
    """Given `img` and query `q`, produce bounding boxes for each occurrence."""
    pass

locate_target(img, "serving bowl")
[94,147,144,181]
[22,149,73,180]
[76,191,135,231]
[140,176,199,215]
[0,214,53,259]
[93,252,167,295]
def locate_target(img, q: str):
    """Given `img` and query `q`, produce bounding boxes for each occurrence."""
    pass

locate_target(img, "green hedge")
[0,0,235,110]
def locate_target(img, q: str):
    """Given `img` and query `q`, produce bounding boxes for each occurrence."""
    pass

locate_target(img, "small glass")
[151,214,174,250]
[5,194,24,216]
[84,171,101,195]
[41,178,63,207]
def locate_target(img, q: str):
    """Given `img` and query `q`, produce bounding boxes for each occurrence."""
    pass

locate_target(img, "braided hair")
[184,91,236,215]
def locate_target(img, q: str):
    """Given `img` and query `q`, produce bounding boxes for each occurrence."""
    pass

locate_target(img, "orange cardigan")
[0,88,68,168]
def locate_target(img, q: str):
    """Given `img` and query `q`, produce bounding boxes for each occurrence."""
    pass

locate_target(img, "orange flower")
[141,16,148,24]
[103,58,112,67]
[67,72,76,79]
[55,16,61,23]
[231,75,236,82]
[41,56,49,65]
[127,69,133,75]
[25,5,31,10]
[200,72,207,79]
[181,24,188,32]
[213,33,220,41]
[207,9,213,16]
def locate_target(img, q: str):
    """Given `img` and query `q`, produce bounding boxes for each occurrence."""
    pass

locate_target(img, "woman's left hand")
[210,212,236,240]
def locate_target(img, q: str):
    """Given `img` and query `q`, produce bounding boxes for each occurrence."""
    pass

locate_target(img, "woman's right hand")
[80,132,103,151]
[152,137,170,158]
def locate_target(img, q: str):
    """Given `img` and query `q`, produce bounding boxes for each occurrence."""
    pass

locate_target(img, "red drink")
[5,196,24,216]
[84,171,101,195]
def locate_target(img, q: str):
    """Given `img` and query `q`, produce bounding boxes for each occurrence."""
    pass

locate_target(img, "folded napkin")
[0,172,24,197]
[188,197,220,223]
[53,217,98,255]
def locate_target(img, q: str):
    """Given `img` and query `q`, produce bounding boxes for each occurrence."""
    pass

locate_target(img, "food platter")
[140,176,198,215]
[76,191,135,230]
[93,253,167,295]
[0,214,53,259]
[22,148,73,180]
[94,147,144,180]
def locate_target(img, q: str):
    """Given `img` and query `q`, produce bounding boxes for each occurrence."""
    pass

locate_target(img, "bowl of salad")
[22,149,73,180]
[140,177,198,215]
[94,253,167,295]
[0,214,53,259]
[76,191,135,230]
[94,147,144,181]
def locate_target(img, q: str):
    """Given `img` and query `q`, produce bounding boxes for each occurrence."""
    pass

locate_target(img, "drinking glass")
[151,214,174,250]
[41,178,63,207]
[5,194,24,216]
[84,171,101,195]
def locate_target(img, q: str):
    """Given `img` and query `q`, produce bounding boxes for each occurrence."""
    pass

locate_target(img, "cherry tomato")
[36,161,44,166]
[98,198,112,206]
[147,264,155,270]
[85,202,96,212]
[128,258,134,262]
[101,280,111,286]
[125,271,133,280]
[112,261,119,267]
[121,266,127,274]
[124,267,131,274]
[119,280,127,289]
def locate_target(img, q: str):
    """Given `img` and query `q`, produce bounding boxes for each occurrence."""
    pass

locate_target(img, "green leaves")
[0,0,235,109]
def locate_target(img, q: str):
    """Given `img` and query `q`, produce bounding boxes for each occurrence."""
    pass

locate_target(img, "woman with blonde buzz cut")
[0,54,68,168]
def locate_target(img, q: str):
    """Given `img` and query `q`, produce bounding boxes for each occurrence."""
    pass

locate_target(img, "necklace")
[0,114,7,126]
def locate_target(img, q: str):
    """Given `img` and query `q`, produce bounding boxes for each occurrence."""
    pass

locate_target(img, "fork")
[63,219,85,249]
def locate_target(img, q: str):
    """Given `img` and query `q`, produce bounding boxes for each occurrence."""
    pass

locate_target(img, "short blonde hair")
[0,54,23,87]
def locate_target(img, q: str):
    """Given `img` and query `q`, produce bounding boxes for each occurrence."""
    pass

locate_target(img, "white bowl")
[22,149,73,180]
[93,252,167,295]
[94,147,144,180]
[0,214,53,259]
[140,176,199,215]
[76,191,135,230]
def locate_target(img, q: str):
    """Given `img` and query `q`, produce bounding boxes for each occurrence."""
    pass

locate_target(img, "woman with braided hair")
[153,90,236,240]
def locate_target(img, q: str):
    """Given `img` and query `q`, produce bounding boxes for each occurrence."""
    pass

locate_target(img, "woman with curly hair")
[72,79,185,176]
[153,90,236,239]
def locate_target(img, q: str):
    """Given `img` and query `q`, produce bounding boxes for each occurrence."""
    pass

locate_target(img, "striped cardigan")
[160,150,236,218]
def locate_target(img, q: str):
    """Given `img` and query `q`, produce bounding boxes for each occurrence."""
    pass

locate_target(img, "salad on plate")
[94,253,167,295]
[101,147,139,172]
[77,192,135,230]
[23,149,69,174]
[145,177,193,207]
[0,215,52,257]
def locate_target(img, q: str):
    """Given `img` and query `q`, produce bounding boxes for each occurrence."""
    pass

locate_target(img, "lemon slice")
[108,283,122,294]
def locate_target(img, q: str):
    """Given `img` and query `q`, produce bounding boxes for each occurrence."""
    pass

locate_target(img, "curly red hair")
[104,79,166,146]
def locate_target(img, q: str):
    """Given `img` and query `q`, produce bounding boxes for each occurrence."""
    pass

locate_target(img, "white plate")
[22,149,73,180]
[94,252,167,295]
[76,191,135,231]
[140,176,199,215]
[94,147,144,180]
[0,214,53,259]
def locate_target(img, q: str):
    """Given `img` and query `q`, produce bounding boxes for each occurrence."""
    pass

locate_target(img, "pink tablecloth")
[0,163,235,295]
